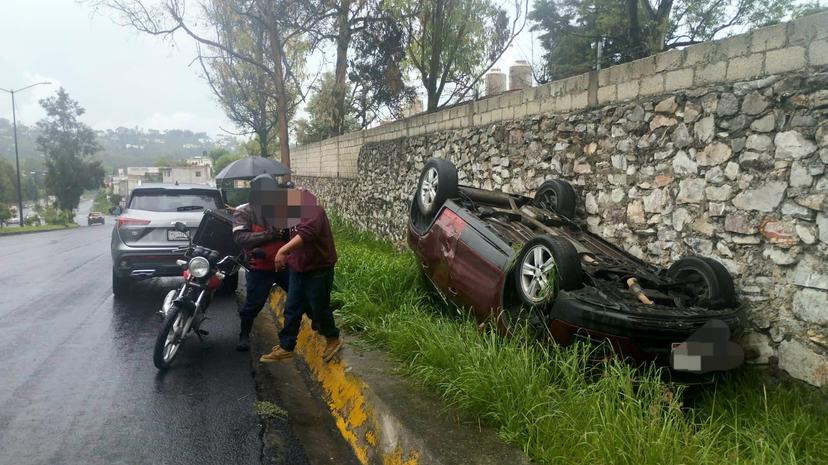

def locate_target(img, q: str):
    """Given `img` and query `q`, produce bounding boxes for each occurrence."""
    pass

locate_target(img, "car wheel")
[513,235,582,308]
[532,180,577,219]
[416,158,458,218]
[112,269,129,297]
[666,256,737,309]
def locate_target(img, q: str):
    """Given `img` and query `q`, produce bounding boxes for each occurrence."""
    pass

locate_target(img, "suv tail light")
[116,217,151,228]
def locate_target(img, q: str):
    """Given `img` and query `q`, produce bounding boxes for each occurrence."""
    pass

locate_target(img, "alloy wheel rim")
[420,167,439,210]
[520,245,557,303]
[162,312,186,363]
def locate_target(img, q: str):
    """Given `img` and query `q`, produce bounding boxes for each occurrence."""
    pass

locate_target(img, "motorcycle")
[153,221,242,369]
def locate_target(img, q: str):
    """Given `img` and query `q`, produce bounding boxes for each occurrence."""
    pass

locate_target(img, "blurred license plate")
[167,230,189,241]
[671,342,702,372]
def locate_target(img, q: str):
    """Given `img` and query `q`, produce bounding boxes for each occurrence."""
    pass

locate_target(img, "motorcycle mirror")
[174,221,188,233]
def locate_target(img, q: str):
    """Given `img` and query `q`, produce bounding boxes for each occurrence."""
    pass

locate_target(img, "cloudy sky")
[0,0,538,137]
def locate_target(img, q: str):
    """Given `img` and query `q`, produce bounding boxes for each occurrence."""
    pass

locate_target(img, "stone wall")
[292,14,828,387]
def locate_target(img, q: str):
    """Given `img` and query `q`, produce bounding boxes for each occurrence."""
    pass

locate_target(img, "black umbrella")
[215,156,291,181]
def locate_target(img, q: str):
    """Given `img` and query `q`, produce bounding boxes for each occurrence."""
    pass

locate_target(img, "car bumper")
[112,245,185,280]
[548,293,743,373]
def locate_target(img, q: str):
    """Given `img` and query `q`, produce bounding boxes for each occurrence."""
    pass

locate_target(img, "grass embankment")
[0,223,78,235]
[330,218,828,465]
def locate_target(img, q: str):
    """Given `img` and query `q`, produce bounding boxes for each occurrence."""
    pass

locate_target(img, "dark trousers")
[279,267,339,351]
[239,269,290,336]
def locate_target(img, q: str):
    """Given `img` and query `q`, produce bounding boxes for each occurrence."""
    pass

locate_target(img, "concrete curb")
[262,288,531,465]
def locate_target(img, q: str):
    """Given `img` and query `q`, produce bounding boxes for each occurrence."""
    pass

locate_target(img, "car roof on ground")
[131,183,218,191]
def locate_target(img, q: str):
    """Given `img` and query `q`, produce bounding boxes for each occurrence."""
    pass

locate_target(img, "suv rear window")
[129,190,222,212]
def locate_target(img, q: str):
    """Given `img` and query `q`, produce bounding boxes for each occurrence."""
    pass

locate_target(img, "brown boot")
[322,336,344,363]
[259,346,294,363]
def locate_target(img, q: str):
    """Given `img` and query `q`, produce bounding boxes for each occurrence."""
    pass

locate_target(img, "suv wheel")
[415,158,458,218]
[112,269,129,297]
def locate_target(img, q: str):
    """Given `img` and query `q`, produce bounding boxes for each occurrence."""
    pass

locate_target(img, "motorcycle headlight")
[188,256,210,278]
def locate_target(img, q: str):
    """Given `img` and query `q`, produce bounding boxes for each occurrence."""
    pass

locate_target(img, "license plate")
[671,342,702,372]
[167,229,189,241]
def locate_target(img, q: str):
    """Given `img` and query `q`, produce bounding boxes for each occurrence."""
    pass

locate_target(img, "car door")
[413,206,468,294]
[446,207,509,321]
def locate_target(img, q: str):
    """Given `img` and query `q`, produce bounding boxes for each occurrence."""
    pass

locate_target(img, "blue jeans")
[240,269,290,321]
[279,267,339,351]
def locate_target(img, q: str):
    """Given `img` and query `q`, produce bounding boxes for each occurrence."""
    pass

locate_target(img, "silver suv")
[111,183,224,296]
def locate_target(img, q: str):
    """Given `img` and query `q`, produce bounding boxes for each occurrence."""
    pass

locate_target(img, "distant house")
[160,164,213,186]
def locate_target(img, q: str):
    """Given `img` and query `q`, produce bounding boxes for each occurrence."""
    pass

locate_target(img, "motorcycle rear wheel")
[153,303,190,369]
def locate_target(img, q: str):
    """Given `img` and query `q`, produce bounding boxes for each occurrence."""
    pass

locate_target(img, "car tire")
[666,256,737,310]
[218,271,239,295]
[112,269,129,297]
[415,158,458,218]
[513,235,582,308]
[532,180,577,219]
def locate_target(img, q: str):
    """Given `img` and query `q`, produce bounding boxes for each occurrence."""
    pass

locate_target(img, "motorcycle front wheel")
[153,303,190,369]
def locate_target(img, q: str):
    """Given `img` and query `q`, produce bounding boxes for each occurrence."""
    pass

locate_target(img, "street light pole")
[0,81,51,227]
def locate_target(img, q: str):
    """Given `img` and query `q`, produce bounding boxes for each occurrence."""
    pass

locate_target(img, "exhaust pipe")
[131,269,156,280]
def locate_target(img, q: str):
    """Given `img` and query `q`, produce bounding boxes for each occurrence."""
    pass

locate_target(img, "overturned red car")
[407,158,744,375]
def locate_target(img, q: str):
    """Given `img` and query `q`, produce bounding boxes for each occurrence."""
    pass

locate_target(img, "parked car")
[110,183,237,297]
[407,158,744,376]
[88,212,105,226]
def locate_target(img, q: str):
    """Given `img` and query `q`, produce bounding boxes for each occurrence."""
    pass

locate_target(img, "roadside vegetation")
[0,223,78,235]
[330,217,828,465]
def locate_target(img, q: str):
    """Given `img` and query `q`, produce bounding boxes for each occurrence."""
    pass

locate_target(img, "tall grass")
[329,217,828,465]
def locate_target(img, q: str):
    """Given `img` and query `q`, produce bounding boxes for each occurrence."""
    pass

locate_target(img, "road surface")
[0,217,264,464]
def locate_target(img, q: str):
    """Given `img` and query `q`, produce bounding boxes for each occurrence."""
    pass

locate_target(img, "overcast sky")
[0,0,538,137]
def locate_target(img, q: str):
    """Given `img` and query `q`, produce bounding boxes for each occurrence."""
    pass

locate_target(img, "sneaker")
[322,336,344,363]
[235,334,250,352]
[259,346,294,363]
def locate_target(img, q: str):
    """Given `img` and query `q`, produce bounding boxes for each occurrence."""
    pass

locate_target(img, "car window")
[129,191,222,212]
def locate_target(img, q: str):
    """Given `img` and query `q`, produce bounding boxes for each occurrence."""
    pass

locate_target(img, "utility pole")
[0,81,51,226]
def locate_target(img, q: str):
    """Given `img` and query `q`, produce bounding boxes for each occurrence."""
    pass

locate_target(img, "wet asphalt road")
[0,215,264,464]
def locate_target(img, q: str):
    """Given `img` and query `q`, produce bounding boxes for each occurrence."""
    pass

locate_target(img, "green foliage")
[214,152,244,176]
[394,0,521,110]
[254,401,287,420]
[0,205,10,224]
[329,216,828,465]
[39,204,75,225]
[530,0,793,82]
[36,88,105,211]
[154,155,188,167]
[295,73,361,144]
[0,158,16,205]
[92,190,111,213]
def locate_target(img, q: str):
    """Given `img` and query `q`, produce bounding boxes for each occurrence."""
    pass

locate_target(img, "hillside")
[0,118,238,173]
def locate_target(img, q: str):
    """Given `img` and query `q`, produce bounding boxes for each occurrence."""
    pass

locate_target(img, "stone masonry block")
[617,79,640,101]
[553,93,573,113]
[562,74,590,93]
[598,68,612,87]
[521,87,537,103]
[571,91,589,110]
[809,39,828,66]
[655,49,685,72]
[547,80,566,97]
[639,73,665,96]
[628,56,657,78]
[718,34,751,58]
[526,100,542,116]
[608,62,634,84]
[685,41,721,65]
[726,53,765,80]
[787,11,828,46]
[597,85,617,104]
[695,61,727,85]
[766,47,807,74]
[751,23,787,51]
[665,68,694,91]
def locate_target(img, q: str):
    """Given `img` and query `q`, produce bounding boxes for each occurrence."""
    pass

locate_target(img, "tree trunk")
[261,4,292,179]
[332,0,351,135]
[425,0,446,111]
[626,0,645,59]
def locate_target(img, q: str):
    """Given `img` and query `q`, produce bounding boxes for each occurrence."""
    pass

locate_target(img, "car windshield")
[129,191,221,212]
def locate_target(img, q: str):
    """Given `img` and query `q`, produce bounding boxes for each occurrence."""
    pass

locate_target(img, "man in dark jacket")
[259,188,342,363]
[232,174,290,351]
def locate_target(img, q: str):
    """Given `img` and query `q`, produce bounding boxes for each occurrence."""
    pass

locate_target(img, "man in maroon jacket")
[259,188,343,363]
[232,174,290,352]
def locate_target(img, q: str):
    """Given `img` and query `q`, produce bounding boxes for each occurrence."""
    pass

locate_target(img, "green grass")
[329,216,828,465]
[0,223,78,235]
[255,400,288,420]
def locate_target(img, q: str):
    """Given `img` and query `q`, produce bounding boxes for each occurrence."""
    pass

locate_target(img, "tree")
[396,0,528,110]
[154,155,188,167]
[101,0,318,174]
[0,159,16,205]
[295,72,361,144]
[35,88,105,211]
[530,0,793,82]
[348,15,417,126]
[214,151,243,174]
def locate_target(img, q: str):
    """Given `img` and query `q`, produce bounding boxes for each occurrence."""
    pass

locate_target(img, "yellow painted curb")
[267,289,420,465]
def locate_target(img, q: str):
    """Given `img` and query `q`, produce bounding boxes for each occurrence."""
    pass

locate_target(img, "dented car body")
[407,158,744,375]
